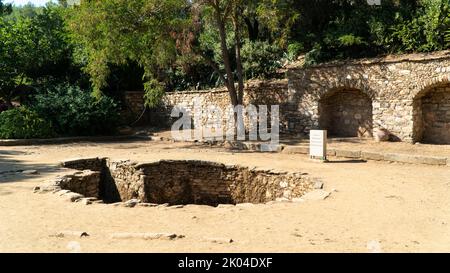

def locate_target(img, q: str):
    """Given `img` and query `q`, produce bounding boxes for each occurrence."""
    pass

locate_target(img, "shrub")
[285,42,304,61]
[143,79,165,108]
[0,107,55,139]
[304,47,322,66]
[31,84,119,136]
[241,39,283,79]
[0,101,9,113]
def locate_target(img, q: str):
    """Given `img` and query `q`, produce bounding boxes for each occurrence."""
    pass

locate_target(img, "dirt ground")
[152,129,450,157]
[296,138,450,157]
[1,140,450,253]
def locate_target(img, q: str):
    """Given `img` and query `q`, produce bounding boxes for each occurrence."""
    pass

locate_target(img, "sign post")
[310,130,328,161]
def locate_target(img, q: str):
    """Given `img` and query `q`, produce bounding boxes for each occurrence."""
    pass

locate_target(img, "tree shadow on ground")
[0,149,64,184]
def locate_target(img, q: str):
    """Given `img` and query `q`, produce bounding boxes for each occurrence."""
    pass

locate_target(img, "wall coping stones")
[60,157,106,167]
[157,51,450,96]
[289,50,450,70]
[164,79,287,95]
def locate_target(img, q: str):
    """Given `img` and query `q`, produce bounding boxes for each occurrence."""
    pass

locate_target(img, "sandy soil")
[152,129,450,157]
[300,138,450,157]
[1,140,450,253]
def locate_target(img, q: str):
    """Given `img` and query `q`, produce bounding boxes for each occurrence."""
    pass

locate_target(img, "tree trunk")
[234,12,244,105]
[244,17,259,41]
[214,4,239,106]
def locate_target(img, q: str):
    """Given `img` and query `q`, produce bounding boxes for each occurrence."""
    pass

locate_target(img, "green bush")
[241,39,283,79]
[304,47,322,66]
[285,42,304,61]
[31,84,119,136]
[0,107,55,139]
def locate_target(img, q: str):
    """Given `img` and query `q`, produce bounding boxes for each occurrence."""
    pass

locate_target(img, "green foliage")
[0,0,11,16]
[0,3,85,104]
[31,84,119,136]
[66,0,190,97]
[243,0,447,63]
[2,0,450,118]
[446,28,450,46]
[285,42,304,61]
[143,79,165,108]
[5,3,43,19]
[388,0,450,52]
[337,35,367,47]
[255,0,300,47]
[0,107,55,139]
[304,47,322,66]
[241,40,283,79]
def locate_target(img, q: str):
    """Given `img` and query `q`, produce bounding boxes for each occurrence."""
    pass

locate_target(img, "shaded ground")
[1,140,449,252]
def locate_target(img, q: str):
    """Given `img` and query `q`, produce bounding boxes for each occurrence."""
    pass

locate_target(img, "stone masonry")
[127,50,450,144]
[49,158,314,206]
[108,160,313,205]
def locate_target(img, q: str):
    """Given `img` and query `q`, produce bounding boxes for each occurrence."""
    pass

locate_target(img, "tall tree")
[0,3,75,105]
[0,0,12,16]
[191,0,244,106]
[66,0,190,105]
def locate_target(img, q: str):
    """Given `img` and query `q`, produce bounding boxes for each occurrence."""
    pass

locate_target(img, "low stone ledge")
[416,156,448,166]
[277,143,448,167]
[60,157,106,169]
[259,143,284,152]
[384,153,447,166]
[334,149,361,159]
[281,146,309,154]
[361,151,384,161]
[327,149,337,157]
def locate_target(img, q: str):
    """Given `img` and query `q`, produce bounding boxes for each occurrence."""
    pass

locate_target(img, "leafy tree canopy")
[66,0,191,102]
[0,2,84,105]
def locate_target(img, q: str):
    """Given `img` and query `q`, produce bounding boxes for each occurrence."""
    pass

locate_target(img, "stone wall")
[288,51,450,143]
[418,86,450,144]
[150,79,294,135]
[106,160,146,202]
[318,88,373,137]
[57,170,101,199]
[57,159,313,206]
[60,157,105,172]
[137,160,312,205]
[127,50,450,143]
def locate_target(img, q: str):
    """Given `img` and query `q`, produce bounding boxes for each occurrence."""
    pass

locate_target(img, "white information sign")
[310,130,327,160]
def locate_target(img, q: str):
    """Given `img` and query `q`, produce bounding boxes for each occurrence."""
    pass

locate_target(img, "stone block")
[63,192,84,202]
[327,149,336,157]
[282,146,309,154]
[334,149,361,159]
[384,153,447,166]
[301,190,331,201]
[361,151,384,161]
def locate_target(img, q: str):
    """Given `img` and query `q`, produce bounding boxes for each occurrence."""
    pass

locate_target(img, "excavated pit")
[57,158,314,206]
